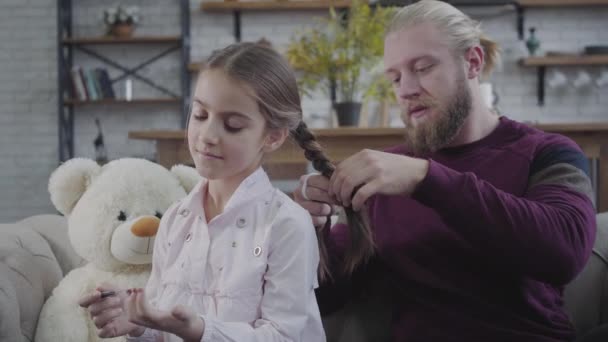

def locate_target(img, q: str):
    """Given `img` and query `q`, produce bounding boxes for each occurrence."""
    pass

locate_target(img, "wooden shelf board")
[64,98,181,106]
[201,0,352,11]
[520,55,608,66]
[517,0,608,7]
[63,36,182,45]
[129,123,608,141]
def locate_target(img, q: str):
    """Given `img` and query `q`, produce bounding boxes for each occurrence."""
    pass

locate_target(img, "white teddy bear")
[35,158,200,342]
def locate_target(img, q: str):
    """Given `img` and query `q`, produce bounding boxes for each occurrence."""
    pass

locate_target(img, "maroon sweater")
[319,117,596,341]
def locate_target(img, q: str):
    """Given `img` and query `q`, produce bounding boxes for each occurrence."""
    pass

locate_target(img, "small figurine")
[526,27,540,56]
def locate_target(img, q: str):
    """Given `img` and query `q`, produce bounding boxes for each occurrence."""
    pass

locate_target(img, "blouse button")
[185,233,192,242]
[236,217,247,228]
[180,208,190,217]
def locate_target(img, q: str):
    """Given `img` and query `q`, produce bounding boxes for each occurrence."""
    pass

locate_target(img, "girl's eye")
[225,118,244,133]
[191,106,207,121]
[392,77,400,84]
[225,124,243,133]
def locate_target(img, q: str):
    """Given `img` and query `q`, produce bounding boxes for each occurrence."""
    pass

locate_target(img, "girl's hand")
[329,149,429,211]
[125,288,205,342]
[78,283,144,338]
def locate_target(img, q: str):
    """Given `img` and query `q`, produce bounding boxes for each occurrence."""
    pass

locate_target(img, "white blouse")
[127,167,326,342]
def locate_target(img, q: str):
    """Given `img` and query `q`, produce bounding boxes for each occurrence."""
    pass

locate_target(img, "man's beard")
[403,77,471,156]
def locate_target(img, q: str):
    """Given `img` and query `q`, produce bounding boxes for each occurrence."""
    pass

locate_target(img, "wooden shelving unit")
[517,0,608,7]
[62,36,182,45]
[57,0,191,162]
[64,98,182,106]
[201,0,351,11]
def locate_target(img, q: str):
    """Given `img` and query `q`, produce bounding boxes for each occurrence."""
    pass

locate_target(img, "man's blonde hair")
[387,0,500,78]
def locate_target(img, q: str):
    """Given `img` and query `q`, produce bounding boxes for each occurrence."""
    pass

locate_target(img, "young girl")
[78,42,337,341]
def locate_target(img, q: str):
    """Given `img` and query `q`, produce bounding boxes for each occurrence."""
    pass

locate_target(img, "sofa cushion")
[0,214,80,342]
[564,212,608,336]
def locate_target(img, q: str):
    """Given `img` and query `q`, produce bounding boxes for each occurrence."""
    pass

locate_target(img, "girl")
[78,42,337,341]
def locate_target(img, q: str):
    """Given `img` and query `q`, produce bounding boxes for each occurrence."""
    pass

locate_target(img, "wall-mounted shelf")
[201,0,351,42]
[519,54,608,105]
[201,0,351,11]
[62,36,183,45]
[64,98,182,106]
[520,55,608,66]
[515,0,608,39]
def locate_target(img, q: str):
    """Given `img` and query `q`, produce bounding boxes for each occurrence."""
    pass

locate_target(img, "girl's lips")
[199,151,223,160]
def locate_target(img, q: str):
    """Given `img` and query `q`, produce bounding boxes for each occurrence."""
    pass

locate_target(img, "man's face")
[384,22,471,155]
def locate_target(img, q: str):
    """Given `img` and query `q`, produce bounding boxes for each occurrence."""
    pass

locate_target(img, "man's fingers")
[299,200,333,217]
[311,216,328,228]
[301,174,330,190]
[351,179,379,211]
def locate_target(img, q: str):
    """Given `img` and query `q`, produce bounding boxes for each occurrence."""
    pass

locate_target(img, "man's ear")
[464,45,484,80]
[263,127,289,153]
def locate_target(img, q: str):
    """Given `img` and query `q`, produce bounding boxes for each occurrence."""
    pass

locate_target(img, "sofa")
[1,213,607,342]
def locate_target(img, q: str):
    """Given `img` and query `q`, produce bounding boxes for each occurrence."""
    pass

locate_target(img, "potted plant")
[286,0,395,126]
[103,5,141,38]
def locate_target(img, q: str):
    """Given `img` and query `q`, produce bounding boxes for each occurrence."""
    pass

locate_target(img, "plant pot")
[111,24,135,38]
[333,101,362,127]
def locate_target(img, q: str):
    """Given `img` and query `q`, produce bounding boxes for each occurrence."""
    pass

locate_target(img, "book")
[70,66,87,100]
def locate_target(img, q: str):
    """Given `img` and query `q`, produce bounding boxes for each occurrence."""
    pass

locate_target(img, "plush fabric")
[34,158,200,342]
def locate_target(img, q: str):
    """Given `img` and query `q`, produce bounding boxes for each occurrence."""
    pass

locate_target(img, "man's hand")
[329,149,429,211]
[293,173,339,227]
[125,288,204,342]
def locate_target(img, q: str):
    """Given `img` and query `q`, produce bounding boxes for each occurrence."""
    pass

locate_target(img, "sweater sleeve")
[412,138,596,286]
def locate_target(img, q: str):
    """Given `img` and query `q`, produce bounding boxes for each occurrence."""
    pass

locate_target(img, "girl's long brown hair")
[203,42,375,281]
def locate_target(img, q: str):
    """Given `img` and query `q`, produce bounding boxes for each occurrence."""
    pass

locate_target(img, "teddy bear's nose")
[131,216,160,237]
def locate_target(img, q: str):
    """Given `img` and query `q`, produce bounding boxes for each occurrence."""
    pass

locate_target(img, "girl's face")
[188,69,284,182]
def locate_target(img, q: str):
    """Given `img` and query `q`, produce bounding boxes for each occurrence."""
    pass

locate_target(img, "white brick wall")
[0,0,607,221]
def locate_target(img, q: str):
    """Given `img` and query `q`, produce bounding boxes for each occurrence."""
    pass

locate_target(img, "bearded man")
[294,1,597,341]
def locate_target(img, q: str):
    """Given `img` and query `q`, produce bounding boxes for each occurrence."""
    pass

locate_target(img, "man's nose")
[397,76,421,100]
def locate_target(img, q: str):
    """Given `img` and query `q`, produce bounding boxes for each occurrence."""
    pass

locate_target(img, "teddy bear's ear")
[49,158,101,216]
[171,164,201,193]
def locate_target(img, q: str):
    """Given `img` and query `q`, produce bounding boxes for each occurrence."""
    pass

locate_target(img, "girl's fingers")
[88,295,121,316]
[92,307,123,329]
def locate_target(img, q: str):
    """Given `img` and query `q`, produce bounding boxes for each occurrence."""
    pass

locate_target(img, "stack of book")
[68,66,116,101]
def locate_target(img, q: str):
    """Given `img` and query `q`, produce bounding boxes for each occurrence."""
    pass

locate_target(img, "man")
[294,1,597,341]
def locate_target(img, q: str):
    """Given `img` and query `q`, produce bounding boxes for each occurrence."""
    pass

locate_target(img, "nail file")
[100,290,116,298]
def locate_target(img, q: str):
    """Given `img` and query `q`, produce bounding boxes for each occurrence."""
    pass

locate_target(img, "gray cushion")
[564,212,608,335]
[0,215,82,342]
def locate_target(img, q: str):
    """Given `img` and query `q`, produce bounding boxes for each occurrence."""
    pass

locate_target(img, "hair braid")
[291,121,375,282]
